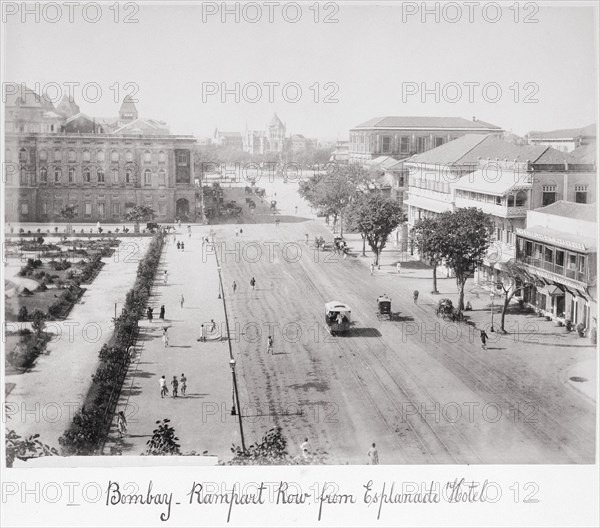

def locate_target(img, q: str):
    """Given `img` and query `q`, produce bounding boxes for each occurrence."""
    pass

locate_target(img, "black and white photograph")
[1,1,598,526]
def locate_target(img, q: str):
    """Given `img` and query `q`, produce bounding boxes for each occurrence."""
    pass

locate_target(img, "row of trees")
[59,204,156,233]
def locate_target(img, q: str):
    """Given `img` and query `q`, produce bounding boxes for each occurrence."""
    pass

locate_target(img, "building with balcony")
[4,86,198,223]
[348,116,503,164]
[526,123,596,153]
[515,201,597,329]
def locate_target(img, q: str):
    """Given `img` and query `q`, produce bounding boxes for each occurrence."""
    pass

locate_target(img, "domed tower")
[118,95,138,125]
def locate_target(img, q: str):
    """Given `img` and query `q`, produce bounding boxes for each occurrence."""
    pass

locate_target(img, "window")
[112,203,120,216]
[177,151,187,164]
[382,136,392,153]
[42,203,48,215]
[125,170,132,184]
[507,194,515,207]
[144,169,152,185]
[98,203,106,217]
[495,196,502,205]
[111,150,119,162]
[97,150,105,163]
[68,149,77,162]
[82,150,90,162]
[159,150,166,164]
[98,170,105,183]
[417,137,427,153]
[21,203,29,215]
[19,148,27,162]
[534,244,543,259]
[40,167,48,182]
[84,203,92,217]
[575,185,588,204]
[54,168,61,183]
[496,228,502,241]
[568,253,577,270]
[84,168,91,183]
[125,150,133,162]
[54,148,62,161]
[112,168,119,184]
[68,166,75,183]
[435,137,445,147]
[144,150,152,164]
[158,169,166,185]
[515,190,527,207]
[544,247,553,263]
[555,250,565,268]
[578,255,586,273]
[400,136,409,153]
[39,149,47,161]
[542,185,556,206]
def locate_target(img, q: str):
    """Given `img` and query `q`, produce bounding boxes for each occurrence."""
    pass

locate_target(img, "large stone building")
[4,85,198,223]
[348,115,503,164]
[526,124,596,153]
[241,114,318,157]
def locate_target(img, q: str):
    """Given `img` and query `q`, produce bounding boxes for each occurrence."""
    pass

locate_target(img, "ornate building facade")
[4,85,198,223]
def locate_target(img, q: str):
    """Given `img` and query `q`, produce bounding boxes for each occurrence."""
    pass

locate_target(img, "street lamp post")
[490,292,495,332]
[229,359,245,451]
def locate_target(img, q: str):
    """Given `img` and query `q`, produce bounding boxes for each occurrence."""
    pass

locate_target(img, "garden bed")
[5,331,53,373]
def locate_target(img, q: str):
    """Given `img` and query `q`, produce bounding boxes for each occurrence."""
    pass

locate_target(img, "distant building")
[516,201,597,330]
[329,140,349,163]
[526,124,596,153]
[5,85,198,223]
[212,129,243,150]
[241,114,316,157]
[348,115,503,164]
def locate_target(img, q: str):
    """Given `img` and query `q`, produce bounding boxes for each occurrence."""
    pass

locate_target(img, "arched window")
[54,167,62,183]
[98,170,105,183]
[84,167,91,183]
[144,150,152,164]
[125,150,133,162]
[125,170,132,184]
[40,167,48,182]
[54,148,62,161]
[82,150,90,162]
[158,150,166,164]
[144,169,152,185]
[158,169,166,185]
[507,194,515,207]
[39,149,47,161]
[19,148,27,162]
[68,166,76,183]
[97,150,105,163]
[515,190,527,207]
[111,150,119,162]
[68,149,77,162]
[112,168,119,184]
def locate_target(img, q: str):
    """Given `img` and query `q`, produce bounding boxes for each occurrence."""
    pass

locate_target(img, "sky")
[2,1,598,140]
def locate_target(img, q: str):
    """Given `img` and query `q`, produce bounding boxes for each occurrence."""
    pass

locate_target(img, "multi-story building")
[515,201,597,330]
[526,124,596,153]
[212,129,243,150]
[4,85,198,223]
[348,115,503,164]
[329,140,349,164]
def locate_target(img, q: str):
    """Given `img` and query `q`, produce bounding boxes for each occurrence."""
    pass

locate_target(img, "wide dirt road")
[213,218,596,465]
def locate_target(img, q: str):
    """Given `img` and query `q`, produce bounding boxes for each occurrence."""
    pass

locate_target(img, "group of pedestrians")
[176,241,185,251]
[159,373,188,398]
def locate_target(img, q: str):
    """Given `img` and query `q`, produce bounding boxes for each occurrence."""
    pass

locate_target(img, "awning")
[405,195,453,214]
[453,169,532,196]
[539,284,563,296]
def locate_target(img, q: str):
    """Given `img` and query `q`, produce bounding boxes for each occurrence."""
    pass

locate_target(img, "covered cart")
[325,301,352,335]
[376,294,393,320]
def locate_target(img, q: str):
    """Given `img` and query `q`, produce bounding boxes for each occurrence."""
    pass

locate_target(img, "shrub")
[18,306,29,321]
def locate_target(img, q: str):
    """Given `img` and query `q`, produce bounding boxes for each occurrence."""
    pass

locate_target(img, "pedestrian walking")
[367,443,379,465]
[480,329,489,350]
[275,218,280,227]
[147,306,154,322]
[250,277,256,291]
[180,294,185,308]
[240,228,243,235]
[163,327,169,348]
[413,290,419,304]
[199,324,206,342]
[232,281,237,294]
[159,305,165,320]
[177,241,181,251]
[370,263,375,276]
[300,437,311,460]
[163,271,168,285]
[178,219,181,228]
[181,242,185,251]
[159,375,168,398]
[235,227,239,237]
[294,206,298,214]
[267,335,274,355]
[171,375,178,397]
[209,318,217,335]
[397,262,401,273]
[305,233,309,245]
[180,374,187,396]
[117,410,127,438]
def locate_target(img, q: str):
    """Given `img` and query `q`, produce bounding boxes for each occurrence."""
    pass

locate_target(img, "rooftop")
[533,201,597,223]
[527,123,596,140]
[353,116,502,130]
[453,168,532,196]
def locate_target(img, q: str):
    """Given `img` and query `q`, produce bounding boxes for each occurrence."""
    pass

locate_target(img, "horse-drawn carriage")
[435,298,466,322]
[325,301,352,335]
[376,294,394,320]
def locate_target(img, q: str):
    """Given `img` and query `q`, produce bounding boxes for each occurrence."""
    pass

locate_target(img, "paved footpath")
[105,226,241,459]
[5,238,149,447]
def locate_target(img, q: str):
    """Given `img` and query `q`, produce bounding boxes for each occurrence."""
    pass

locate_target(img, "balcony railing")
[521,256,587,283]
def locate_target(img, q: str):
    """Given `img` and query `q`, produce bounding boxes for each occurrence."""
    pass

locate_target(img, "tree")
[494,259,543,333]
[436,208,494,311]
[6,429,58,468]
[124,205,156,233]
[59,205,77,234]
[143,419,181,455]
[346,193,404,266]
[411,217,444,294]
[30,309,46,336]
